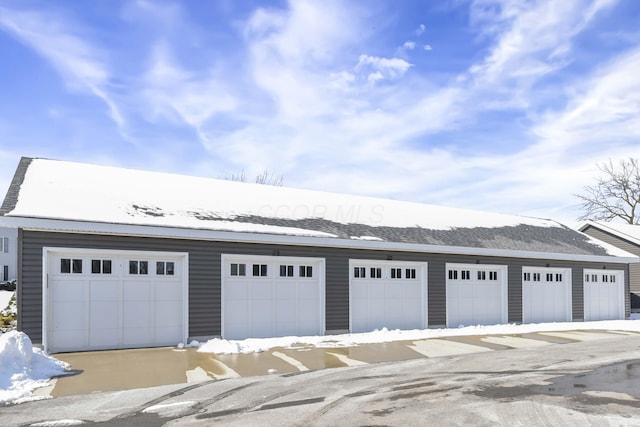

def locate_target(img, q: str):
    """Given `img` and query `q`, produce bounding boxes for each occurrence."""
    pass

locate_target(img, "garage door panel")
[89,327,119,348]
[123,300,151,328]
[223,256,324,339]
[90,300,118,322]
[47,250,187,352]
[251,283,274,300]
[52,329,86,351]
[522,268,571,323]
[155,282,182,300]
[225,282,248,299]
[154,300,182,326]
[350,261,427,333]
[275,282,297,297]
[52,281,87,302]
[584,270,624,321]
[155,325,182,344]
[352,284,367,299]
[52,301,86,327]
[124,282,152,300]
[123,328,151,346]
[298,282,319,299]
[446,264,507,327]
[90,281,119,300]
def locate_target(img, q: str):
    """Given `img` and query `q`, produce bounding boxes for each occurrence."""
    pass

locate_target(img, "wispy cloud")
[356,55,413,82]
[0,0,637,226]
[0,5,130,140]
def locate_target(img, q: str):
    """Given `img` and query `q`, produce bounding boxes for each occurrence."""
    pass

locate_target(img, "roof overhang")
[2,216,639,264]
[579,220,640,247]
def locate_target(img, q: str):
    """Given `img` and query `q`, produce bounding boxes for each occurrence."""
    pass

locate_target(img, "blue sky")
[0,0,639,225]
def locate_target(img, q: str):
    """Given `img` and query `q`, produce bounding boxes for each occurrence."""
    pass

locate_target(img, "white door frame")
[220,254,326,339]
[349,259,428,332]
[42,247,189,353]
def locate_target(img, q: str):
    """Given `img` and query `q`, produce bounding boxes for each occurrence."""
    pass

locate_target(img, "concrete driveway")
[36,329,639,398]
[3,330,640,426]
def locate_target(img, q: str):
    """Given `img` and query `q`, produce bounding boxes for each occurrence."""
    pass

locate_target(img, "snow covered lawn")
[197,319,640,354]
[0,331,70,406]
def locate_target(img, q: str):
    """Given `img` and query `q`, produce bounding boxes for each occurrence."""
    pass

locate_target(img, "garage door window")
[129,260,148,275]
[370,267,382,279]
[354,267,366,278]
[406,268,416,279]
[253,264,268,277]
[61,258,83,274]
[156,261,175,275]
[299,265,313,277]
[231,263,246,276]
[390,268,402,279]
[280,265,294,277]
[585,274,599,282]
[91,259,112,274]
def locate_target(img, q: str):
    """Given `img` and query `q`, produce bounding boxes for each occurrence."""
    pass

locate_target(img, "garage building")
[0,158,636,353]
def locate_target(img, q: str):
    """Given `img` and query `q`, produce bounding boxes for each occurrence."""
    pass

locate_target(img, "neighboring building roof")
[0,157,634,260]
[579,221,640,247]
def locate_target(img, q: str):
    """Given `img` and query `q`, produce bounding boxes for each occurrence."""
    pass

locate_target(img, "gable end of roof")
[0,157,33,216]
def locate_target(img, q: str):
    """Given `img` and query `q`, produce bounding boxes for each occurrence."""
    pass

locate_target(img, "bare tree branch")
[576,158,640,224]
[219,170,284,186]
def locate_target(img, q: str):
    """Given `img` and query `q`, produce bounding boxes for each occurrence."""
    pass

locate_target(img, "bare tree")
[220,170,283,186]
[577,158,640,224]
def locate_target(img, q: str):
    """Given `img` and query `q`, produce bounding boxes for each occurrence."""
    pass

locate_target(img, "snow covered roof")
[579,221,640,246]
[0,157,632,258]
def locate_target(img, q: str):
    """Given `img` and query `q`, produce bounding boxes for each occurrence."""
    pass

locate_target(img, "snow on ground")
[0,331,70,406]
[0,290,14,311]
[197,319,640,354]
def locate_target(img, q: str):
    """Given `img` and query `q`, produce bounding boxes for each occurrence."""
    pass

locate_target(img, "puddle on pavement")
[50,341,428,397]
[535,359,640,399]
[471,359,640,407]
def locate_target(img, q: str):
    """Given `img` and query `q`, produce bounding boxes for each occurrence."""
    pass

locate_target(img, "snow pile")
[198,319,640,355]
[0,331,70,405]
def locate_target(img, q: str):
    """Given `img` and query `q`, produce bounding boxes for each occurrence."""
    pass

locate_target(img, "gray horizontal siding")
[582,225,640,309]
[18,230,632,345]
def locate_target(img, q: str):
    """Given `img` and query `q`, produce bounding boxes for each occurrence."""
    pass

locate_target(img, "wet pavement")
[7,332,640,427]
[43,329,640,398]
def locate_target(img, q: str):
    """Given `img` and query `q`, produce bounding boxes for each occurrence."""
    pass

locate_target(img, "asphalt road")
[3,334,640,426]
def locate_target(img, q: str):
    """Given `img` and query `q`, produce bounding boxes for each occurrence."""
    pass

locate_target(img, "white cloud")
[533,46,640,151]
[416,23,426,35]
[141,42,238,143]
[356,54,413,80]
[0,5,129,139]
[424,44,432,51]
[469,0,616,86]
[403,41,416,50]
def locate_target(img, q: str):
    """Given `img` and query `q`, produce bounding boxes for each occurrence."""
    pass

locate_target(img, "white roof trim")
[579,220,640,247]
[2,216,638,264]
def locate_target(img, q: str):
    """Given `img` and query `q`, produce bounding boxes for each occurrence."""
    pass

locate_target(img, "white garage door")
[350,260,427,333]
[45,248,188,353]
[446,263,507,327]
[222,255,324,339]
[522,267,572,323]
[583,269,625,321]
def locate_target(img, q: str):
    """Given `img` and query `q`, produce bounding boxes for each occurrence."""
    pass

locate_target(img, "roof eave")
[579,220,640,247]
[1,216,637,264]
